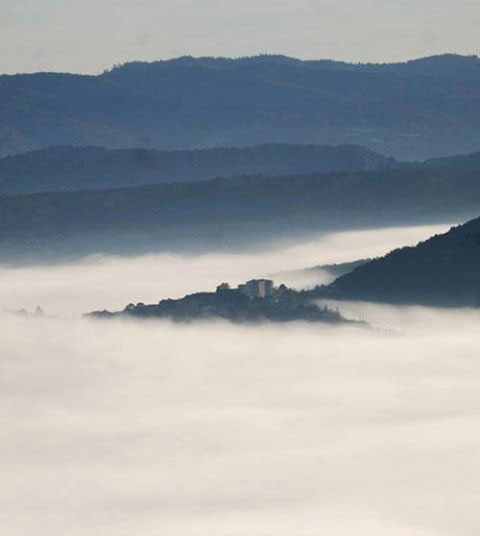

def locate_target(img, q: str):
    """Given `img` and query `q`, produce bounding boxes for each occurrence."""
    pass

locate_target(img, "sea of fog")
[2,222,479,536]
[0,223,451,316]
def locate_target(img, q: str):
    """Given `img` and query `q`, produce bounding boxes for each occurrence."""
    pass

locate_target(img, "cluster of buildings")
[217,279,274,299]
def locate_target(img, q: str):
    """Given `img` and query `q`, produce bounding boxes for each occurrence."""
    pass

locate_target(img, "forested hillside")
[423,150,480,171]
[0,144,395,194]
[2,54,480,160]
[320,217,480,306]
[1,167,479,263]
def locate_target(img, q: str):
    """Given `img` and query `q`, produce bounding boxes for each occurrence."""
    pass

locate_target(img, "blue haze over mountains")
[2,53,480,161]
[1,154,480,263]
[2,52,480,278]
[4,0,480,530]
[0,144,394,194]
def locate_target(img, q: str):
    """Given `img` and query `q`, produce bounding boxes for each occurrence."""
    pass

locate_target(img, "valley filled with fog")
[2,223,479,536]
[3,1,480,532]
[0,224,450,317]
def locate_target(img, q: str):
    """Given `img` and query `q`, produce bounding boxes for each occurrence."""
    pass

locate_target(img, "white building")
[237,279,274,299]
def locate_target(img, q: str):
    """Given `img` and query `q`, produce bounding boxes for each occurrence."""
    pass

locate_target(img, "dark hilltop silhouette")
[312,216,480,307]
[88,279,357,325]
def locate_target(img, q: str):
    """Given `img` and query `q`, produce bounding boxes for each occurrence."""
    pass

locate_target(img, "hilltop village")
[89,279,353,324]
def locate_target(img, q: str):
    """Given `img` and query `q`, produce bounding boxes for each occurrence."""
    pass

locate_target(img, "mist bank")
[0,224,450,317]
[2,305,480,536]
[0,166,475,264]
[273,258,371,290]
[2,220,477,535]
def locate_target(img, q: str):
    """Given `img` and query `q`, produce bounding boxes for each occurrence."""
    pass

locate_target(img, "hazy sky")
[1,0,479,74]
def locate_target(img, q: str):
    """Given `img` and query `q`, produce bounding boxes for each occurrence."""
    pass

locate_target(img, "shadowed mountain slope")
[423,150,480,171]
[1,166,479,263]
[2,54,480,160]
[0,143,395,194]
[322,217,480,306]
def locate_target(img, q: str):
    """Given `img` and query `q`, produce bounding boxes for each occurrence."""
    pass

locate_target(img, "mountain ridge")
[316,217,480,307]
[107,53,480,77]
[1,166,479,263]
[0,143,396,194]
[2,53,480,160]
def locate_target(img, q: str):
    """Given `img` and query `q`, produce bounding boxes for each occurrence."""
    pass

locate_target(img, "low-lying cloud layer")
[2,307,480,536]
[0,223,451,316]
[2,221,476,535]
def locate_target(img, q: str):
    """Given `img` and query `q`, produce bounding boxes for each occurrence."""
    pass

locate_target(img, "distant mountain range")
[2,139,480,195]
[318,217,480,307]
[1,164,480,263]
[0,144,395,194]
[2,53,480,160]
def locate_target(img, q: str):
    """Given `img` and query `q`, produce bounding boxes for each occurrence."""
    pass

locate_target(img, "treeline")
[310,216,480,307]
[0,144,395,194]
[2,54,480,159]
[1,166,480,263]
